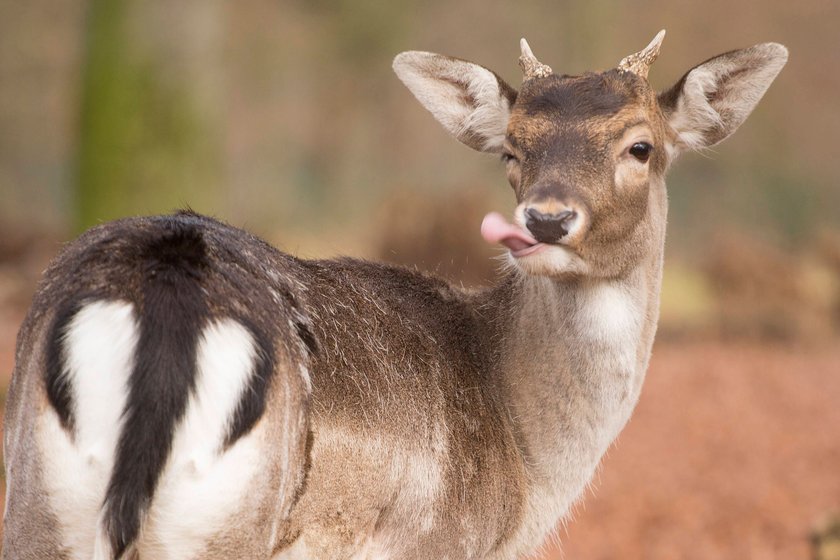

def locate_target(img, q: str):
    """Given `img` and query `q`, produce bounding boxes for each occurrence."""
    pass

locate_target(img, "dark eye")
[629,142,653,162]
[501,152,518,164]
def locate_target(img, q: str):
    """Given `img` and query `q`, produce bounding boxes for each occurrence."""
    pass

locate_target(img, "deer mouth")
[481,212,546,258]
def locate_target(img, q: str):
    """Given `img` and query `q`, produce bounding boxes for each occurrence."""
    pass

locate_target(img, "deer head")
[393,32,787,278]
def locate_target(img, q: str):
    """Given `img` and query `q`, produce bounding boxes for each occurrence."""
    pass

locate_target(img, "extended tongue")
[480,212,538,252]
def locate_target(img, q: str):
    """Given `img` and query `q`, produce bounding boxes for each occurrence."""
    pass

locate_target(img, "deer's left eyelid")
[501,151,519,163]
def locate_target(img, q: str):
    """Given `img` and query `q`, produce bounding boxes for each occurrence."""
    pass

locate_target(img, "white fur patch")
[576,279,645,439]
[272,538,309,559]
[577,281,641,346]
[349,537,392,560]
[388,448,443,534]
[39,300,138,560]
[393,51,511,153]
[137,318,264,558]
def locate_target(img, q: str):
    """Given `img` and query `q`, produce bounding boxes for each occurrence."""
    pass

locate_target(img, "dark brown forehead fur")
[516,69,649,121]
[507,69,666,174]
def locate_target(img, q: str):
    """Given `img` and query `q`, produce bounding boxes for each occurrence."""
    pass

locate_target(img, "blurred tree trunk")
[75,0,223,232]
[0,0,84,234]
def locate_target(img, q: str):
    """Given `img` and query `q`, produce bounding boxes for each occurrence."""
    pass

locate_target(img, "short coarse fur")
[3,37,787,560]
[104,221,210,556]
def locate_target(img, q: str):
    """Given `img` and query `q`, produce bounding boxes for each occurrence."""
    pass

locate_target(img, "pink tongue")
[480,212,538,252]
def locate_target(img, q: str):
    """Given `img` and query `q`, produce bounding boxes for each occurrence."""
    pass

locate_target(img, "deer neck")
[488,219,665,520]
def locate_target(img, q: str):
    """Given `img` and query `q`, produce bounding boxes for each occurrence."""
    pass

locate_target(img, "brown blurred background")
[1,1,839,558]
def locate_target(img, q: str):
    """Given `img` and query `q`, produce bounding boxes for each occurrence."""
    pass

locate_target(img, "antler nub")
[618,29,666,79]
[519,38,553,80]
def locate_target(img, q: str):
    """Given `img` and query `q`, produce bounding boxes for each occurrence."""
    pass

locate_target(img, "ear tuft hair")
[393,51,517,153]
[659,43,788,154]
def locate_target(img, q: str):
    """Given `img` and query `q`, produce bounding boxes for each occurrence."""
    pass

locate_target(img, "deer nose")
[524,208,577,243]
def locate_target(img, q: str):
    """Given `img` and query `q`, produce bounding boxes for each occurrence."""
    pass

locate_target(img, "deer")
[2,31,786,560]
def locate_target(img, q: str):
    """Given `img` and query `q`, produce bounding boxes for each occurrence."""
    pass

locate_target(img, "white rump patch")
[39,299,138,560]
[137,318,265,558]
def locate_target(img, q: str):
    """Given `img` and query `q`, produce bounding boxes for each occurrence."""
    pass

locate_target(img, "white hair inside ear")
[668,66,727,152]
[661,42,788,155]
[393,51,515,153]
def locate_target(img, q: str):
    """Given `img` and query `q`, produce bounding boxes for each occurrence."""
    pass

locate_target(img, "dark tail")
[102,221,209,558]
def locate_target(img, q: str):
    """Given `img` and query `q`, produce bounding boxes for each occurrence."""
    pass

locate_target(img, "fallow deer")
[2,32,787,559]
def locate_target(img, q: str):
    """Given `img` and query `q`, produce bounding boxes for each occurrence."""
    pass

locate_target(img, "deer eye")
[629,142,653,162]
[501,151,518,164]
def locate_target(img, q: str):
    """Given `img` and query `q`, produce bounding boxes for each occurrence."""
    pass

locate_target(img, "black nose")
[525,208,576,243]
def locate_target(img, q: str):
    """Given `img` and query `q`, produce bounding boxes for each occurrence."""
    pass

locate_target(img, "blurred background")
[1,1,839,558]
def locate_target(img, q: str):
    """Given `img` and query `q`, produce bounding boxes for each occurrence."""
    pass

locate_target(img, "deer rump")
[3,212,313,560]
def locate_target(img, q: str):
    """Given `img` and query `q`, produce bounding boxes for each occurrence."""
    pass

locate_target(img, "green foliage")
[75,0,220,232]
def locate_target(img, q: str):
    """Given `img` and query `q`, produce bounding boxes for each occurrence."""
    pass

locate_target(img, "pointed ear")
[393,51,517,153]
[659,43,788,154]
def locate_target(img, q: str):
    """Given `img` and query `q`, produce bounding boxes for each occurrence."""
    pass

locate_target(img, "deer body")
[3,34,785,560]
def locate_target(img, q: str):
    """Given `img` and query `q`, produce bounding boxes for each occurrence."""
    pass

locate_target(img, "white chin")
[508,244,587,276]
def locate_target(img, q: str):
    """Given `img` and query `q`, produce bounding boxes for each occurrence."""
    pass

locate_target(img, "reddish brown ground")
[1,324,838,558]
[537,341,840,560]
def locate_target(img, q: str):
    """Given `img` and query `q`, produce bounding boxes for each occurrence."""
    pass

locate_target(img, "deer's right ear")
[393,52,517,154]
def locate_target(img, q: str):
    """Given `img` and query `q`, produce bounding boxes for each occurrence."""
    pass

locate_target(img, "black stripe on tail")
[44,299,87,432]
[222,319,276,450]
[103,222,209,558]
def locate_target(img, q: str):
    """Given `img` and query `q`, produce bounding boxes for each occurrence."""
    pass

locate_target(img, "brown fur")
[3,37,787,560]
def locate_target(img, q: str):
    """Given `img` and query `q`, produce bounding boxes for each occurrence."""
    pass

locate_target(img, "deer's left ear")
[658,43,788,155]
[393,51,517,153]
